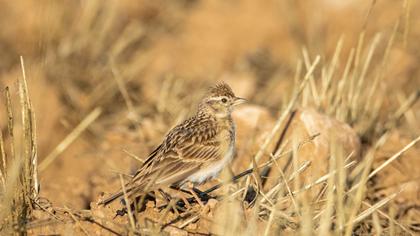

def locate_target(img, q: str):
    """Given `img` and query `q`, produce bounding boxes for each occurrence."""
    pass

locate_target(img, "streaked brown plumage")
[100,82,245,205]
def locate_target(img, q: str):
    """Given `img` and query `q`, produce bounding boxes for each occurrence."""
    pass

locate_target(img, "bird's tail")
[98,191,124,206]
[98,178,150,206]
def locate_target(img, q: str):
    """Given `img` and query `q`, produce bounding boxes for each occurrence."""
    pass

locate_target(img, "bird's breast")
[185,125,236,185]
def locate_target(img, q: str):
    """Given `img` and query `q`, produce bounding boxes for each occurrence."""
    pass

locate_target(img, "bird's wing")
[129,116,221,188]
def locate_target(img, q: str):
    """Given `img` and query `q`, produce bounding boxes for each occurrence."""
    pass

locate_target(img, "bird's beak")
[233,97,247,106]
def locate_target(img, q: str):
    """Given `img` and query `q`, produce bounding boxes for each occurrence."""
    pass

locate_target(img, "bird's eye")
[221,98,228,103]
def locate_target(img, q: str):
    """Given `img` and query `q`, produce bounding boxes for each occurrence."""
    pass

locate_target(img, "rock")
[261,108,361,194]
[298,108,361,161]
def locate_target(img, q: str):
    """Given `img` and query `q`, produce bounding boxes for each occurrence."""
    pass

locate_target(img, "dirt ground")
[0,0,419,235]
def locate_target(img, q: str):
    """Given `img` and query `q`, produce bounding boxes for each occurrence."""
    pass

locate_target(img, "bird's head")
[199,82,246,119]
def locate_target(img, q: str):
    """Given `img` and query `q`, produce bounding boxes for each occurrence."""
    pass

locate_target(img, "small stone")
[146,200,156,208]
[206,198,218,210]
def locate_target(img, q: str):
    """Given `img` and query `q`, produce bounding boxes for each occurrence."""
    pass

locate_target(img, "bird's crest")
[207,82,235,98]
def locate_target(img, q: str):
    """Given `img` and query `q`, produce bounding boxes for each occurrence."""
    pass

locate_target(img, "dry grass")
[0,57,38,234]
[1,0,419,235]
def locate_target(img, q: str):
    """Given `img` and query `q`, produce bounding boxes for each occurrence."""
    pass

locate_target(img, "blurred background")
[0,0,419,234]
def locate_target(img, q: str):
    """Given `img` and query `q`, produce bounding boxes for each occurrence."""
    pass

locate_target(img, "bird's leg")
[168,185,192,210]
[162,196,181,217]
[157,188,186,215]
[157,189,174,211]
[189,189,205,208]
[180,195,192,209]
[158,189,171,203]
[183,182,205,208]
[192,187,212,201]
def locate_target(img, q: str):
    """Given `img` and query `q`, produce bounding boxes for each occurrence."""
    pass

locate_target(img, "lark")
[100,82,246,206]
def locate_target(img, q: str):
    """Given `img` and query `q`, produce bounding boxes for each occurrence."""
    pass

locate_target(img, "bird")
[99,82,246,206]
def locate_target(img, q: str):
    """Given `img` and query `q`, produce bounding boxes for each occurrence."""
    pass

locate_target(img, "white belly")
[186,143,235,184]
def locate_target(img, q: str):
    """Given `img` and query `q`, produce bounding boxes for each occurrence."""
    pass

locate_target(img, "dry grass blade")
[5,87,15,161]
[396,91,419,134]
[119,174,136,231]
[350,189,402,228]
[0,157,22,226]
[372,211,382,235]
[402,0,412,47]
[335,143,347,231]
[123,149,144,164]
[110,61,139,122]
[323,36,344,104]
[351,34,381,118]
[302,48,320,107]
[368,135,420,180]
[362,0,378,30]
[0,132,6,190]
[293,161,356,195]
[361,201,414,235]
[64,205,91,236]
[276,159,306,214]
[260,203,297,223]
[39,107,102,171]
[344,151,375,236]
[391,90,419,123]
[318,149,337,235]
[179,214,200,229]
[363,21,398,116]
[263,160,311,202]
[19,56,39,200]
[332,48,354,115]
[389,206,396,236]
